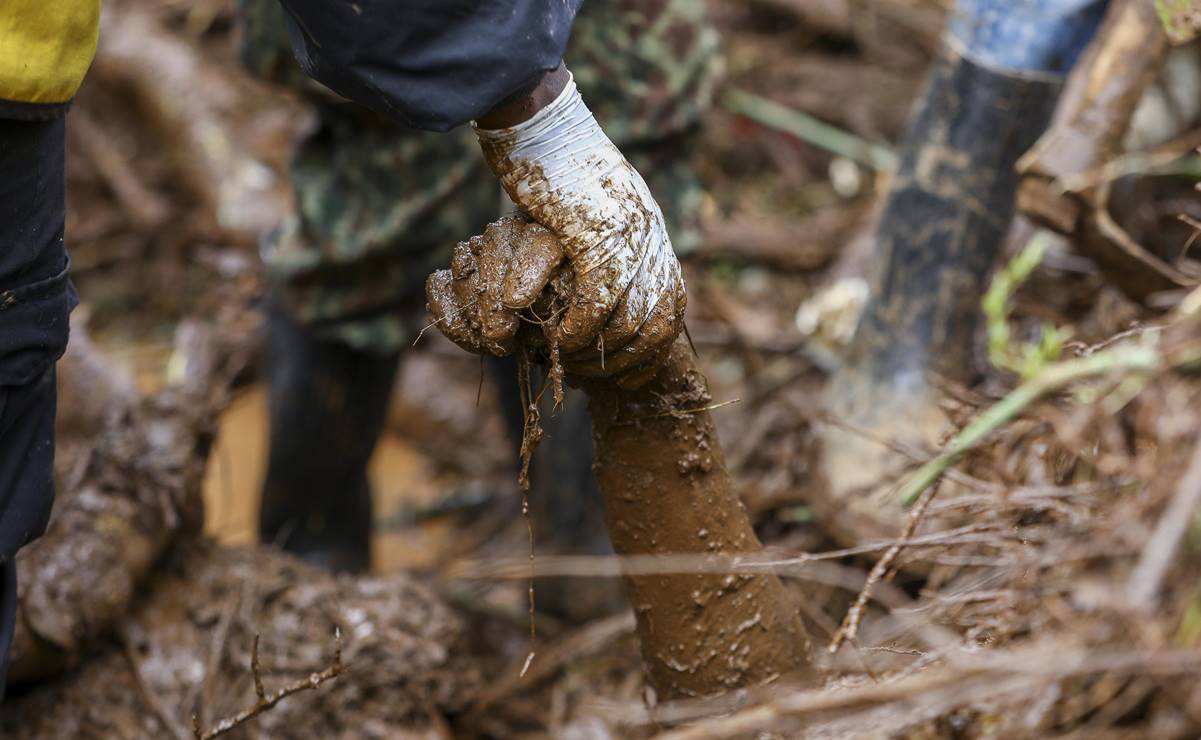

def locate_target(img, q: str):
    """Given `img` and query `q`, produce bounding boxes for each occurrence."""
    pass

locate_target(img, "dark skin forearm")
[476,62,571,130]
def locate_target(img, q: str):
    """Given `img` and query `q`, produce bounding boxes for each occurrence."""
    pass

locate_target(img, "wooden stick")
[1126,434,1201,608]
[192,628,344,740]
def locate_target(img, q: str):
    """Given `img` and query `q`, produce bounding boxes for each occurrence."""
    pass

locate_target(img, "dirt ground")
[7,0,1201,738]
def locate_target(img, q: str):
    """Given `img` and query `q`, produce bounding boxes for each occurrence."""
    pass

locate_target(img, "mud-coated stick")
[575,338,811,699]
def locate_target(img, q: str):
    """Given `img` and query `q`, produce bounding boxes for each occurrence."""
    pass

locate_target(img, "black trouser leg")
[259,306,399,573]
[0,113,75,693]
[0,369,57,699]
[0,559,16,699]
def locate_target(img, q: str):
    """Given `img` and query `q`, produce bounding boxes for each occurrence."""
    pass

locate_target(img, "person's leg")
[817,0,1108,543]
[0,114,76,689]
[0,370,56,698]
[258,305,397,572]
[258,106,498,571]
[0,559,15,698]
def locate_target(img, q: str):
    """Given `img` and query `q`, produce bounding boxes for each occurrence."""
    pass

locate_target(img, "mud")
[10,356,208,684]
[579,338,811,699]
[7,318,480,736]
[428,219,811,699]
[8,319,251,685]
[427,217,564,358]
[429,215,685,389]
[475,121,688,376]
[3,542,478,739]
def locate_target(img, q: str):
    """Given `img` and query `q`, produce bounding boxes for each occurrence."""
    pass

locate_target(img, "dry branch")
[747,0,944,53]
[450,527,1009,584]
[192,628,344,740]
[698,216,842,271]
[70,109,170,230]
[1126,433,1201,608]
[469,612,636,713]
[651,646,1201,740]
[1016,0,1186,300]
[123,632,194,740]
[828,482,942,653]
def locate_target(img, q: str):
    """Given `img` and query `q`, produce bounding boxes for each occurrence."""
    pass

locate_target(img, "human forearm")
[476,62,571,130]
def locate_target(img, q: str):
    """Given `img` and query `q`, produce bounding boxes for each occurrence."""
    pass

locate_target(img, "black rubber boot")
[259,306,400,572]
[818,48,1063,544]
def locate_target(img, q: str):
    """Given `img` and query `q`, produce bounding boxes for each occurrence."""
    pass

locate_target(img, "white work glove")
[466,75,687,385]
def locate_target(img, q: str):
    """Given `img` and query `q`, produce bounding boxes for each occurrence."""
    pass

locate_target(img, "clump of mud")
[3,542,478,739]
[9,320,230,684]
[6,318,482,737]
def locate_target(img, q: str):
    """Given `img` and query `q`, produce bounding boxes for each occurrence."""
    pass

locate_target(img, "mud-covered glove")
[463,74,687,385]
[426,217,562,357]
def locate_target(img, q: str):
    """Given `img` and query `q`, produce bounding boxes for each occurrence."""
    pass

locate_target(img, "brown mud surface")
[3,542,479,739]
[4,319,484,738]
[8,320,238,685]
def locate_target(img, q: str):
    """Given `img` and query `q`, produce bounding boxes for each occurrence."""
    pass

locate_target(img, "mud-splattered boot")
[259,305,399,572]
[816,0,1106,543]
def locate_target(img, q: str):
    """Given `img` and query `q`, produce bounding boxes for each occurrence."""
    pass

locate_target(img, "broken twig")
[829,481,942,653]
[191,628,344,740]
[1126,434,1201,609]
[122,632,194,740]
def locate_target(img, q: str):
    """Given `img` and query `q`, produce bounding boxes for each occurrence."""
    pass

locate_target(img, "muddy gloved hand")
[426,215,669,388]
[426,217,562,357]
[459,74,686,387]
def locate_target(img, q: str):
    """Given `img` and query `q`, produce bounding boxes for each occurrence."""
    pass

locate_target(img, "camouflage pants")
[239,0,721,354]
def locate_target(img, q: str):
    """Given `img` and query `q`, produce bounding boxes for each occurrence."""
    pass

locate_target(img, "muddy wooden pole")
[576,339,810,700]
[428,218,811,699]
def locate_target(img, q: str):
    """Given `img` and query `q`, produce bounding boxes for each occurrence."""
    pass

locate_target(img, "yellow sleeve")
[0,0,101,106]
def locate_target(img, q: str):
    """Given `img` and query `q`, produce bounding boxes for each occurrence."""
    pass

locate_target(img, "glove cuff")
[473,72,582,151]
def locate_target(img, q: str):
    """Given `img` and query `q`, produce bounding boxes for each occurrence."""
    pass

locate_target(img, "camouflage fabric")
[237,0,721,354]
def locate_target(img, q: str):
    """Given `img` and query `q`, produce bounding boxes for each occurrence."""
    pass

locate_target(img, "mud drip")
[427,219,810,699]
[516,348,544,675]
